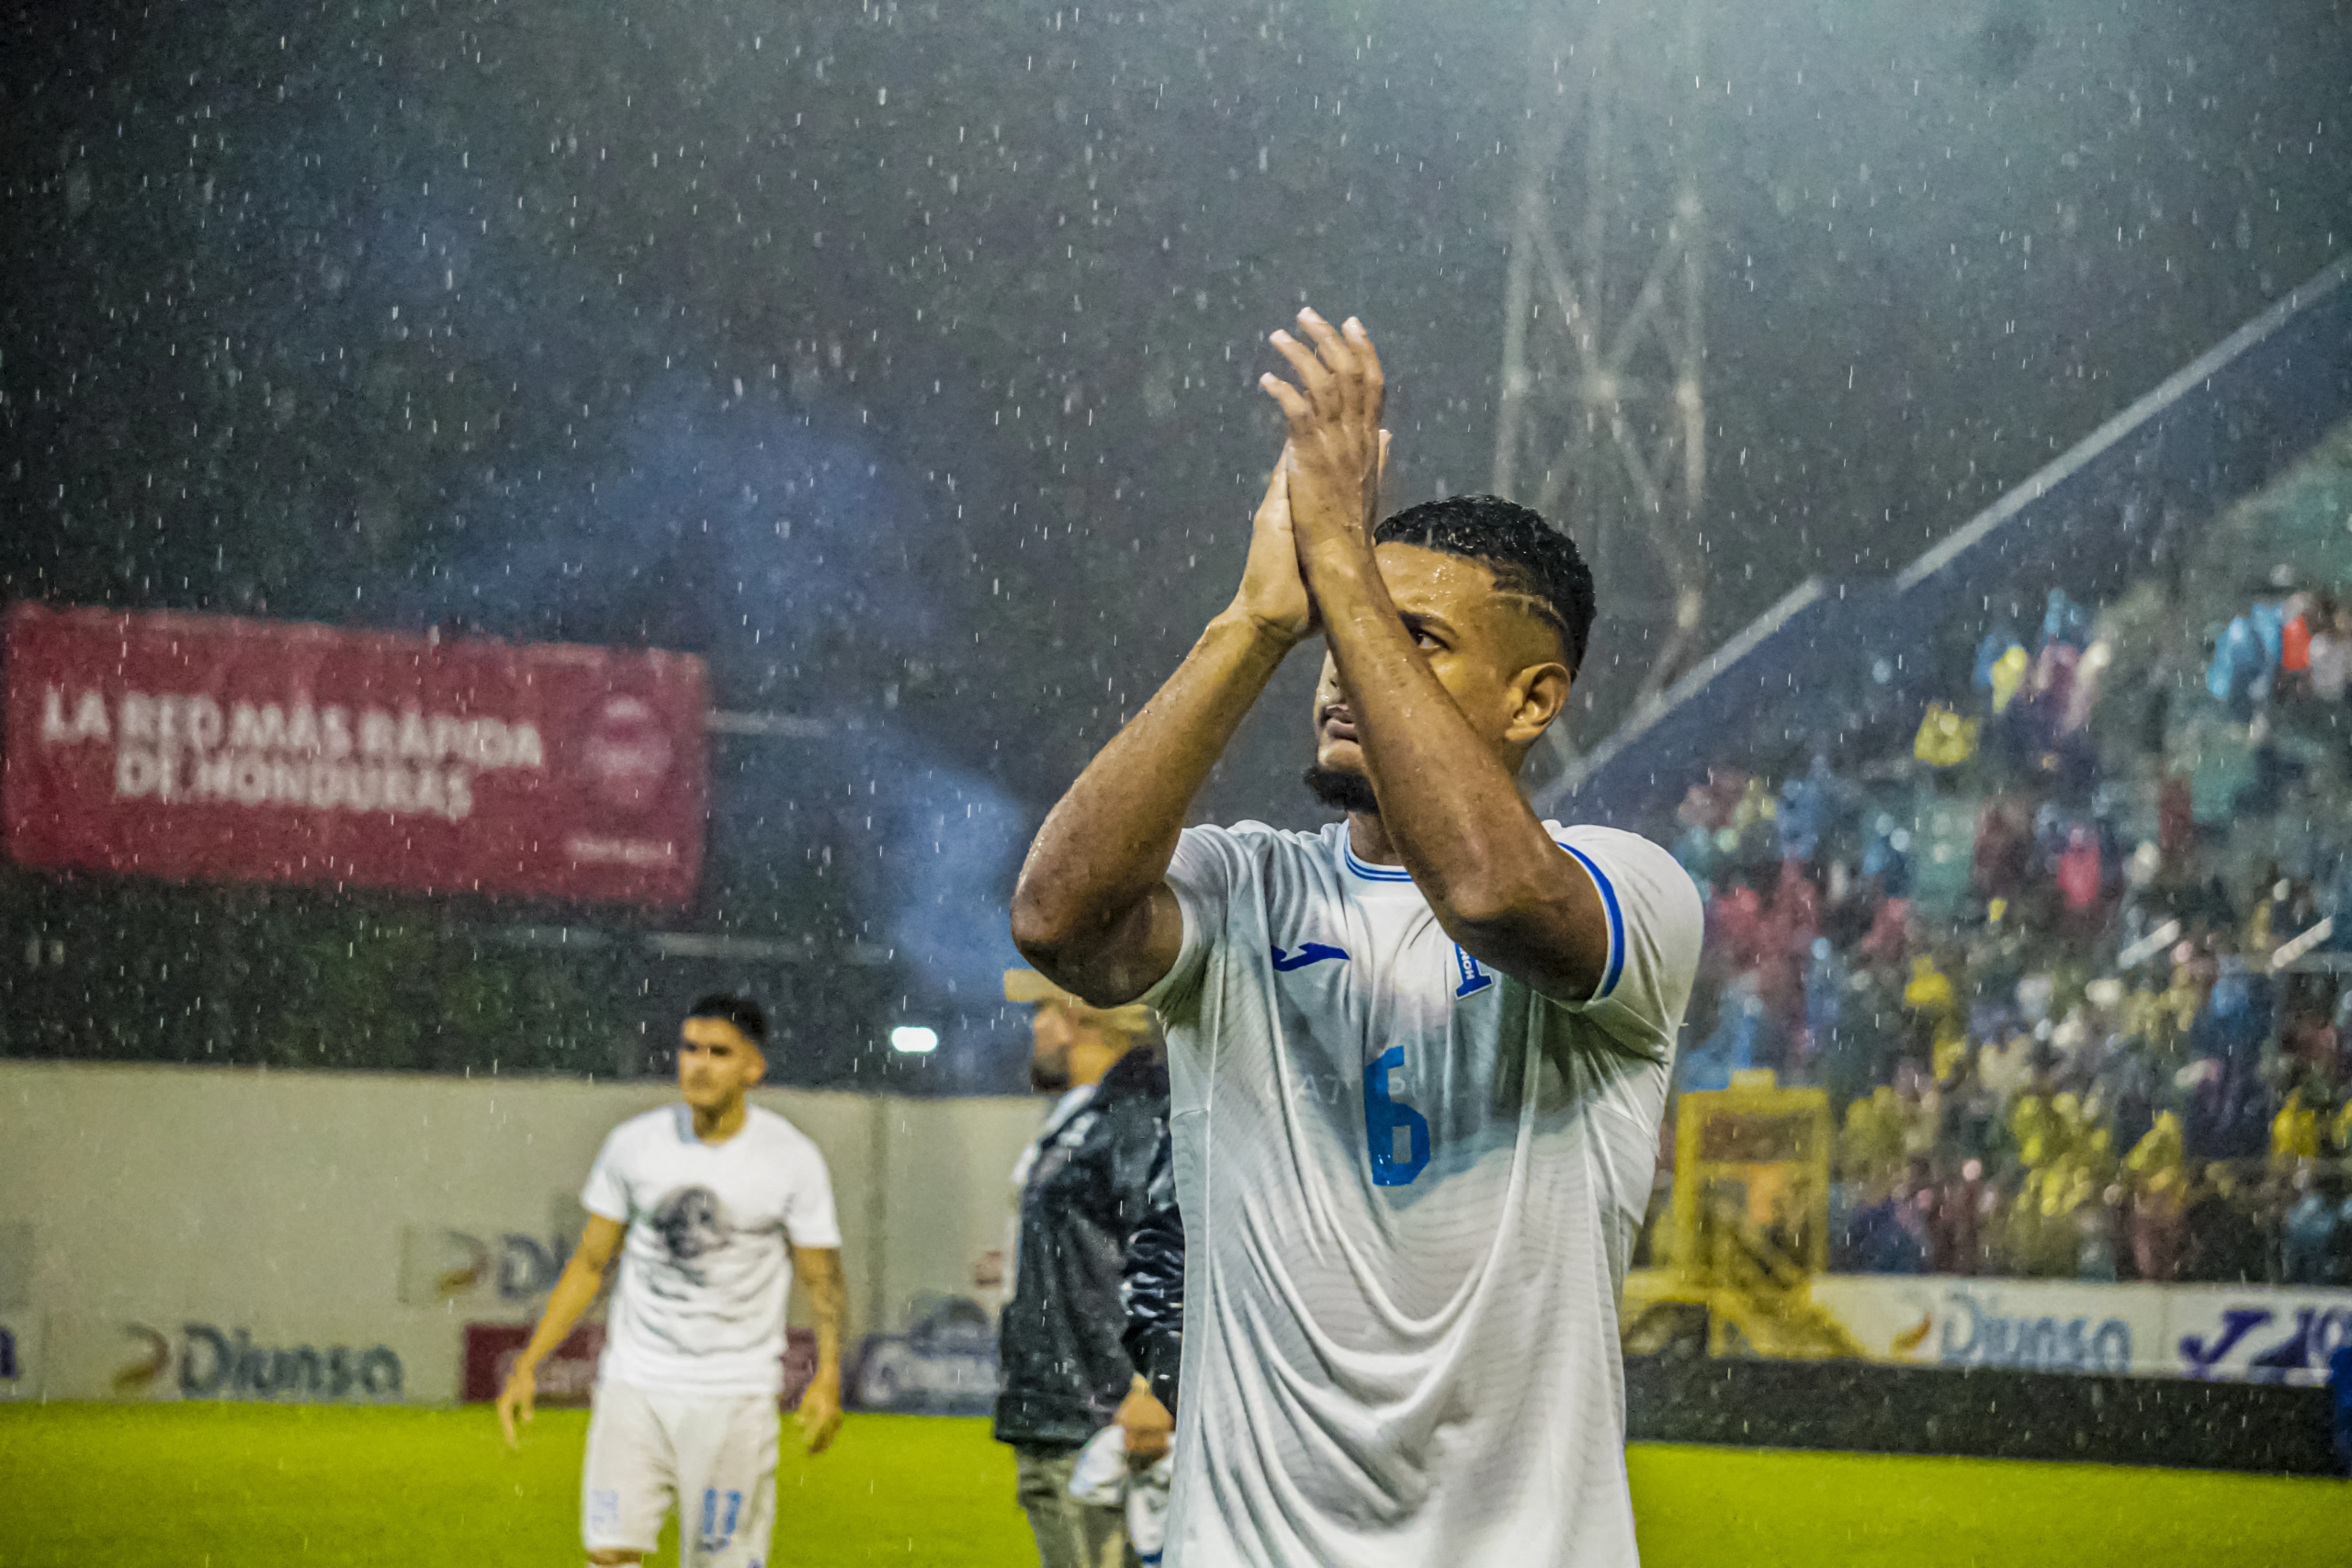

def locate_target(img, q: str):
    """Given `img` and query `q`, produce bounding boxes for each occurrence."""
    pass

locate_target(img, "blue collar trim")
[1341,840,1416,883]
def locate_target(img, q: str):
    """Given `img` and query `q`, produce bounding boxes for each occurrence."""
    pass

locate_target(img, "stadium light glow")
[889,1024,939,1055]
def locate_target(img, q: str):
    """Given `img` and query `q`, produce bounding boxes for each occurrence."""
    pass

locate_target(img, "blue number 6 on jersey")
[1363,1046,1430,1186]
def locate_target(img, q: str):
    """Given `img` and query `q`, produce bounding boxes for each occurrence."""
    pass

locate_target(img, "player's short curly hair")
[686,992,767,1044]
[1374,495,1596,676]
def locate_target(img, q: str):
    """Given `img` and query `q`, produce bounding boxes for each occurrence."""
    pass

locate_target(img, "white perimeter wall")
[25,1063,2343,1407]
[0,1061,1042,1404]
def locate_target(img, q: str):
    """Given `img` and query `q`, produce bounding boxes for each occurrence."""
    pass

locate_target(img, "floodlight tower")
[1493,0,1711,728]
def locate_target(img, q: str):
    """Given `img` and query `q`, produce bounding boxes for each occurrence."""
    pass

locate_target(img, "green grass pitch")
[1,1404,2346,1566]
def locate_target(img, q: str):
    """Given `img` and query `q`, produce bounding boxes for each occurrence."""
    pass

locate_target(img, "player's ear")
[1504,660,1571,747]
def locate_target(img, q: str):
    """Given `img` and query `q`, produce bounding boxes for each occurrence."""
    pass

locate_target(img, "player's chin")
[1313,736,1365,773]
[1303,757,1380,815]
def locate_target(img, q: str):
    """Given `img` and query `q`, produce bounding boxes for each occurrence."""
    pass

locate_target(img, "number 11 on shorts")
[700,1487,744,1551]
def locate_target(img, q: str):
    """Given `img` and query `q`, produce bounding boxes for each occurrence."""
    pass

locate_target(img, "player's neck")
[689,1095,749,1144]
[1345,810,1401,869]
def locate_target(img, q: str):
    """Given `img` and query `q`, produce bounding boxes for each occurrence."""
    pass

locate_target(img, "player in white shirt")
[497,995,848,1568]
[1010,310,1702,1567]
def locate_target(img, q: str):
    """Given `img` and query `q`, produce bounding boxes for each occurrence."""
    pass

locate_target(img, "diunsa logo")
[576,695,673,812]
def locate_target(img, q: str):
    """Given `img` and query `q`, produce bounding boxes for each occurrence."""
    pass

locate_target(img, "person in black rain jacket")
[1120,1120,1184,1416]
[995,968,1171,1568]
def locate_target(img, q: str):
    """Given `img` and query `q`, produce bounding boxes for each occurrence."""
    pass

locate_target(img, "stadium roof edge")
[1541,253,2352,826]
[1894,254,2352,594]
[1544,575,1827,807]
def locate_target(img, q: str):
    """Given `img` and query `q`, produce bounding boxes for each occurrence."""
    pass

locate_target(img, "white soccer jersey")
[581,1103,842,1397]
[1139,818,1702,1568]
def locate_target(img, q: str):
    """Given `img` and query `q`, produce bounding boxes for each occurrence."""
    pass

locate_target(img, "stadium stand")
[1547,259,2352,1288]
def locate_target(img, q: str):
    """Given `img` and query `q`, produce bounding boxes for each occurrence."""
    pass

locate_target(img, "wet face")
[676,1016,765,1111]
[1027,1003,1077,1093]
[1309,541,1571,800]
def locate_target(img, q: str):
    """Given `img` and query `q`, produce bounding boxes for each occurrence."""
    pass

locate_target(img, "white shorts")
[582,1381,779,1567]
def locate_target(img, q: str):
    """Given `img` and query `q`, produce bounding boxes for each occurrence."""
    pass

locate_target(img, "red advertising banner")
[3,603,707,907]
[462,1322,605,1405]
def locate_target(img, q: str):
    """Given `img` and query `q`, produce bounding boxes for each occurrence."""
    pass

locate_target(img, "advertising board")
[1810,1276,2158,1376]
[3,603,706,906]
[460,1323,820,1408]
[32,1317,409,1404]
[848,1297,999,1416]
[398,1224,573,1309]
[461,1322,607,1406]
[2165,1284,2352,1382]
[1807,1275,2352,1384]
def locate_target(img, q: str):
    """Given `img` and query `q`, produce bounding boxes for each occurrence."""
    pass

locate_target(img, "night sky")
[2,0,2344,1085]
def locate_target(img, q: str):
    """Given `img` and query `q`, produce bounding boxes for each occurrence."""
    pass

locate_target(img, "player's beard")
[1303,765,1380,816]
[1029,1045,1072,1095]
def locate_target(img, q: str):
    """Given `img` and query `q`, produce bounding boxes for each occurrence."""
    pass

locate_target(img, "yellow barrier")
[1622,1071,1864,1360]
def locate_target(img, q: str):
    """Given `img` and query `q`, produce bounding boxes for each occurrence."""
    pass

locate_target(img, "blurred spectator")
[2184,1165,2269,1282]
[995,971,1168,1568]
[2312,595,2352,704]
[1681,974,1778,1093]
[1836,1177,1928,1274]
[2282,1169,2338,1285]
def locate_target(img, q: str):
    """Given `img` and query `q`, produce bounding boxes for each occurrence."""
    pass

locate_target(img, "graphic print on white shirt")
[1139,818,1702,1568]
[648,1185,730,1283]
[581,1102,842,1397]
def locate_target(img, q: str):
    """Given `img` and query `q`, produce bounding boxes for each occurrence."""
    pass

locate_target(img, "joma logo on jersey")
[1272,940,1493,1001]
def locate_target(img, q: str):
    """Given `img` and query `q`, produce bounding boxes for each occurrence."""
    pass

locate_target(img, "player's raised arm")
[1010,453,1315,1006]
[497,1213,626,1448]
[1260,309,1613,1000]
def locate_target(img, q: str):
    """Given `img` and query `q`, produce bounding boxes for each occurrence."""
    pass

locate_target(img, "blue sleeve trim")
[1559,841,1626,999]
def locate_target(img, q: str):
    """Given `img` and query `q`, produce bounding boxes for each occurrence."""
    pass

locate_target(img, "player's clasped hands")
[1258,307,1389,547]
[1225,308,1393,650]
[1226,446,1317,649]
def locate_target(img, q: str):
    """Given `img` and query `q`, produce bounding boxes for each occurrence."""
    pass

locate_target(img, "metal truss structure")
[1493,0,1711,730]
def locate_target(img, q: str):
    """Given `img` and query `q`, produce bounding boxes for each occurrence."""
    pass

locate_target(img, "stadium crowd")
[1657,558,2352,1287]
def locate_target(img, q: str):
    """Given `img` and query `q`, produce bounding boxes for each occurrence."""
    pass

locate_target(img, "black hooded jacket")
[992,1047,1169,1449]
[1120,1116,1184,1414]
